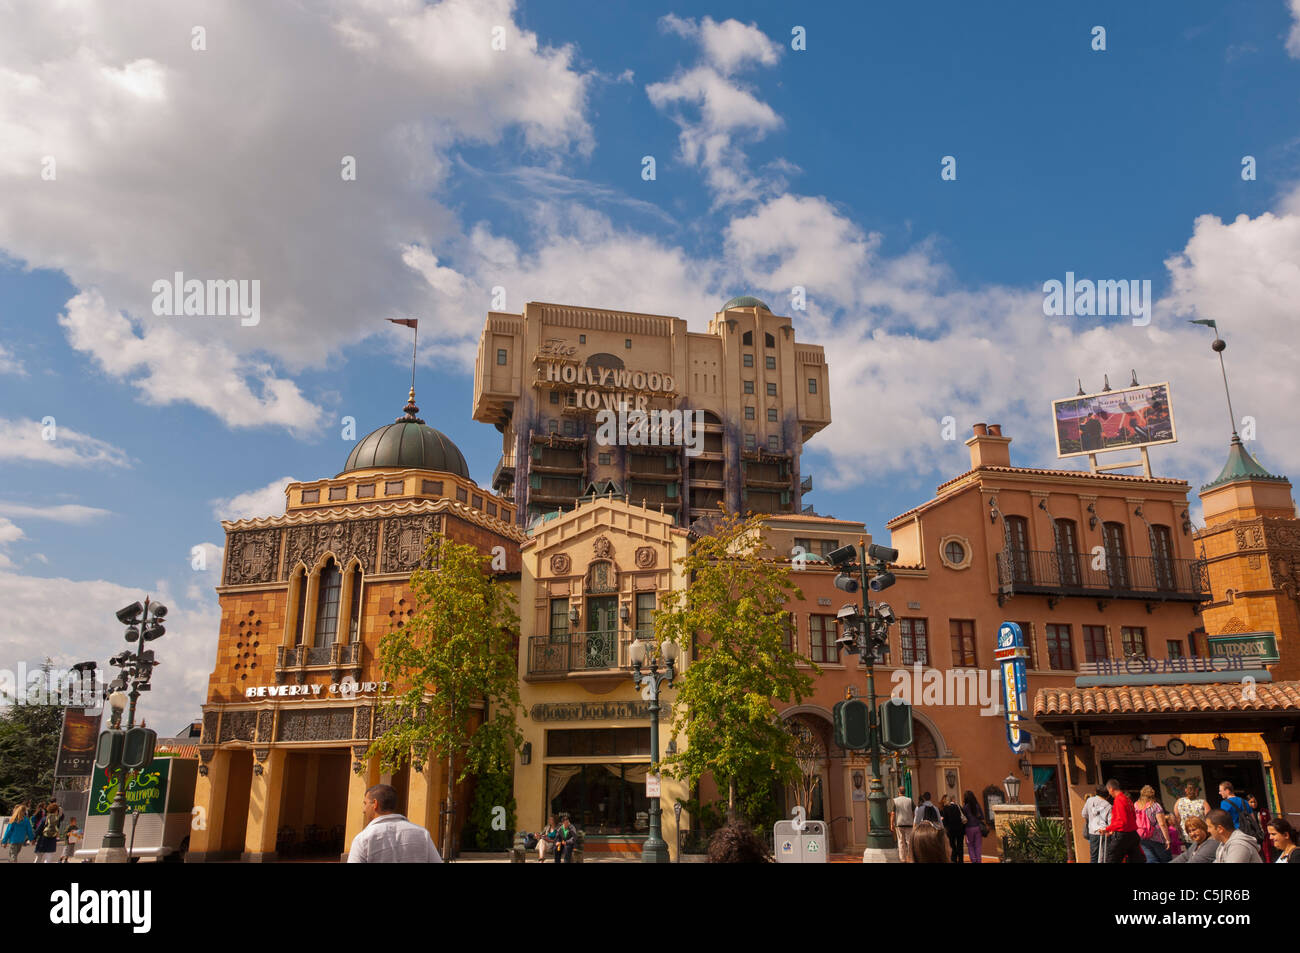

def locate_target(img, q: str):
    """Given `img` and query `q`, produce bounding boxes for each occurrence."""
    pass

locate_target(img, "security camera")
[867,543,899,563]
[116,602,143,625]
[874,602,896,625]
[825,544,858,568]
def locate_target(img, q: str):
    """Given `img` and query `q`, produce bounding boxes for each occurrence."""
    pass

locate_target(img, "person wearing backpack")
[939,795,966,864]
[33,802,62,863]
[1218,782,1266,853]
[915,792,940,825]
[1134,785,1172,863]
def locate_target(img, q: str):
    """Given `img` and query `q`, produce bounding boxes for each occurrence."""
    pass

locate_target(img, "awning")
[1034,680,1300,736]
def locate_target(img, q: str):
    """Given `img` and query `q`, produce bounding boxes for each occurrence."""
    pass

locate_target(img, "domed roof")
[721,295,771,312]
[339,390,471,480]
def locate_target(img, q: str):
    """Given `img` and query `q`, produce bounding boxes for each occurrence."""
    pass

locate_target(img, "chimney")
[966,423,1011,469]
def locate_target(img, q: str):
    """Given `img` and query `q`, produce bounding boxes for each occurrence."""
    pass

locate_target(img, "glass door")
[1103,522,1130,589]
[1152,524,1176,591]
[1054,519,1081,587]
[586,596,618,669]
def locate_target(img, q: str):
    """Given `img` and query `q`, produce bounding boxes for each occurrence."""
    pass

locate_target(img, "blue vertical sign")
[995,622,1030,754]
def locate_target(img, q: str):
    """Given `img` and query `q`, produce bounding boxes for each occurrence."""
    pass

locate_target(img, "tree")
[789,720,823,816]
[657,512,815,823]
[370,534,521,858]
[0,661,64,810]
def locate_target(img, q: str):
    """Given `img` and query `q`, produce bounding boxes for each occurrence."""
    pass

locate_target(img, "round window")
[944,541,966,566]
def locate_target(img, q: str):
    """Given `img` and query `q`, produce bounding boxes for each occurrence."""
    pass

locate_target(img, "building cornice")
[222,497,526,542]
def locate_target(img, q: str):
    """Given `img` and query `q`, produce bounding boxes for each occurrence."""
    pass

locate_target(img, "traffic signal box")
[879,700,913,750]
[833,699,871,749]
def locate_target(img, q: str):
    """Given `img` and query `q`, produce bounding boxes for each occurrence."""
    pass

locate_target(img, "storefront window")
[1032,766,1063,817]
[1122,626,1147,658]
[546,762,653,835]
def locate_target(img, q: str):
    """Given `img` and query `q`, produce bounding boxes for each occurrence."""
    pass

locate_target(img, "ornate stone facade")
[218,710,257,743]
[276,707,355,742]
[224,528,282,586]
[284,518,379,577]
[381,514,442,573]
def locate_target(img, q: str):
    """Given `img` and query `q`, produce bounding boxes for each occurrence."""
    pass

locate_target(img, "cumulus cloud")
[0,344,25,375]
[211,476,298,523]
[0,0,592,430]
[0,570,217,731]
[0,502,111,524]
[190,542,224,574]
[648,16,784,205]
[1288,0,1300,58]
[0,416,130,468]
[0,518,23,569]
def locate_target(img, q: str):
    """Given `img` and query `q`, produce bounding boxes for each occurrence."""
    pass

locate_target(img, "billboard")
[55,707,103,778]
[1052,382,1176,458]
[995,622,1030,754]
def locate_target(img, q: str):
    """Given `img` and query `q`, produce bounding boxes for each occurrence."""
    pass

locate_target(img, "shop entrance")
[1100,758,1268,807]
[219,749,253,856]
[276,748,351,859]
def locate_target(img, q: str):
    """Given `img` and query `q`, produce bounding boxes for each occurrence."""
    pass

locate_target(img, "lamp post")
[829,540,899,860]
[96,598,166,863]
[630,638,677,863]
[1003,773,1021,803]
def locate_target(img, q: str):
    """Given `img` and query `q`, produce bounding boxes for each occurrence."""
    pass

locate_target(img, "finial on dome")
[398,386,425,423]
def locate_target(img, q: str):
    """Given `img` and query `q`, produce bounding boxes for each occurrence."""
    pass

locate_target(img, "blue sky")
[1,0,1298,730]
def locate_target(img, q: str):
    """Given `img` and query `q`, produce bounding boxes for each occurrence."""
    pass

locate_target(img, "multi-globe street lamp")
[629,638,678,864]
[95,598,166,863]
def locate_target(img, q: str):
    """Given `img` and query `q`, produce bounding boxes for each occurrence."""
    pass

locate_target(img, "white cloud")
[0,0,592,430]
[1287,0,1300,58]
[660,14,780,75]
[190,542,224,575]
[211,477,298,523]
[648,17,784,206]
[0,518,23,569]
[0,416,130,468]
[0,570,217,733]
[0,502,111,524]
[0,344,25,375]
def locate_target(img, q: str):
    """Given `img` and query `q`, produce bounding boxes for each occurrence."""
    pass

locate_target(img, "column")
[406,751,437,834]
[188,751,228,862]
[342,746,381,861]
[242,748,288,862]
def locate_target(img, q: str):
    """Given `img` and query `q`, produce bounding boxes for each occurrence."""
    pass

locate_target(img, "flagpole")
[1191,319,1237,437]
[411,323,418,398]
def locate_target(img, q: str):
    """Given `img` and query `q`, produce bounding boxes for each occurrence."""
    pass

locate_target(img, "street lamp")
[96,597,166,863]
[831,540,900,860]
[1003,774,1021,803]
[630,638,677,863]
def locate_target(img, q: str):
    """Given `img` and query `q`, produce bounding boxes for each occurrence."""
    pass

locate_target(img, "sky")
[1,0,1299,732]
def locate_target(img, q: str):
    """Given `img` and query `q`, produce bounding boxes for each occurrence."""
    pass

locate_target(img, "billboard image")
[55,707,103,779]
[1052,382,1176,458]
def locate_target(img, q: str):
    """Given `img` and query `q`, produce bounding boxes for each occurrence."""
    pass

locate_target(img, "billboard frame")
[1051,380,1177,476]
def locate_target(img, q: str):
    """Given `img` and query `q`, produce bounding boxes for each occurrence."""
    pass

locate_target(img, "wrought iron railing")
[528,631,651,675]
[996,549,1208,601]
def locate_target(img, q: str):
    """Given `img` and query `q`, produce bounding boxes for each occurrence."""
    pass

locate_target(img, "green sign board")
[1207,631,1280,665]
[89,757,171,817]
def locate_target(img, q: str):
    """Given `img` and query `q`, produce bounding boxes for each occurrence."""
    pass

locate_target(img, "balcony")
[276,641,363,684]
[527,631,653,678]
[491,452,516,492]
[995,549,1209,607]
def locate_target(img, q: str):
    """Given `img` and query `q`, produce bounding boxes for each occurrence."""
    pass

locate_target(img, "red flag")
[387,318,418,329]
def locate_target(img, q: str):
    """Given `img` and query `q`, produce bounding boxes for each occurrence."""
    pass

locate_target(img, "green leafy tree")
[465,770,516,851]
[370,534,521,858]
[0,661,64,810]
[657,512,815,823]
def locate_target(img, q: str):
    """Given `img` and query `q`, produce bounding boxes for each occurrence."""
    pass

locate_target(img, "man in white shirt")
[347,784,443,863]
[1081,788,1112,863]
[889,787,915,862]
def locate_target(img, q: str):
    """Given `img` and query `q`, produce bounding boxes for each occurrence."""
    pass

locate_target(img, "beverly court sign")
[244,678,389,699]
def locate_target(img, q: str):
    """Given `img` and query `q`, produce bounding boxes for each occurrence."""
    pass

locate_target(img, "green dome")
[339,391,471,480]
[721,295,771,312]
[1201,434,1288,491]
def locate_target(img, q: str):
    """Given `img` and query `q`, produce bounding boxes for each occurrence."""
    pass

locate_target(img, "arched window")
[346,564,363,642]
[314,558,342,648]
[764,332,775,348]
[742,330,753,345]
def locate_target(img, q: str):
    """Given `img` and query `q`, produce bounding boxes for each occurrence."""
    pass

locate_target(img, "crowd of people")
[1082,778,1293,864]
[1,801,82,862]
[888,787,989,863]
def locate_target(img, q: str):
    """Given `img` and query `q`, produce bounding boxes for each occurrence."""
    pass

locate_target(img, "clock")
[1165,738,1186,757]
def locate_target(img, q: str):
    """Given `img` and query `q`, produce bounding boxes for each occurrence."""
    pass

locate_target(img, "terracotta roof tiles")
[1035,681,1300,717]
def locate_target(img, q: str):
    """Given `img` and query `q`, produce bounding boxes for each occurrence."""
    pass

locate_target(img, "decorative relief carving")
[198,747,215,764]
[634,546,657,569]
[201,712,218,745]
[1234,524,1265,551]
[549,553,571,575]
[381,514,442,573]
[1248,554,1262,570]
[218,711,257,743]
[354,706,373,739]
[224,528,281,586]
[253,748,269,763]
[284,519,379,578]
[256,710,274,743]
[593,535,613,559]
[276,707,354,742]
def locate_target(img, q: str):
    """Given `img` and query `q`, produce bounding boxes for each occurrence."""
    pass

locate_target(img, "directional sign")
[995,621,1030,754]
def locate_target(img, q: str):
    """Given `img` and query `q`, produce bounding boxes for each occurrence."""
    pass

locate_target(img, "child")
[62,819,81,863]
